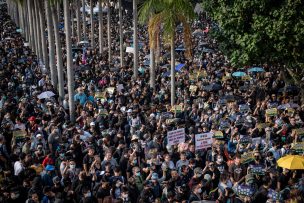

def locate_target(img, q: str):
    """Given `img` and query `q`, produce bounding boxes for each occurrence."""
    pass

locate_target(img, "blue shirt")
[74,93,88,106]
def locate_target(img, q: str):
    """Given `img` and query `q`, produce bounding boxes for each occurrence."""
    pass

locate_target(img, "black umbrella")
[203,83,222,92]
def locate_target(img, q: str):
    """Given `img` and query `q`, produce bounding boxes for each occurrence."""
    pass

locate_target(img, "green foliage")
[202,0,304,70]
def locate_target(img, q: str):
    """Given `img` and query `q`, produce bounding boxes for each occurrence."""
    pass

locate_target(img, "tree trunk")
[98,0,103,55]
[90,0,94,48]
[38,0,49,70]
[45,0,57,86]
[28,0,35,52]
[170,35,175,106]
[33,0,42,60]
[57,1,60,19]
[76,0,81,42]
[150,48,156,89]
[71,3,75,38]
[64,0,75,122]
[82,0,87,40]
[118,0,124,67]
[24,1,30,41]
[107,0,111,67]
[133,0,138,78]
[51,4,65,101]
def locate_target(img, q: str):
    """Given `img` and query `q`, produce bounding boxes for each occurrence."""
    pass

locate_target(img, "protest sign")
[212,131,224,139]
[267,189,282,201]
[189,85,198,92]
[162,112,173,119]
[106,87,115,94]
[95,91,106,99]
[126,47,134,53]
[234,185,255,197]
[295,128,304,136]
[241,152,254,164]
[167,128,185,146]
[291,142,304,153]
[98,109,108,116]
[240,136,251,144]
[171,105,183,113]
[13,130,27,153]
[195,132,213,150]
[252,137,261,146]
[249,164,266,175]
[266,108,278,116]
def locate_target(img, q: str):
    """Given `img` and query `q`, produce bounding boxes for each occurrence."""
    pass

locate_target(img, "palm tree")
[51,2,65,100]
[118,0,124,67]
[82,0,87,40]
[107,0,111,67]
[89,0,94,48]
[33,0,42,61]
[45,0,57,86]
[63,0,75,122]
[98,0,104,55]
[75,0,81,42]
[148,0,195,105]
[133,0,138,78]
[139,0,163,90]
[38,0,49,71]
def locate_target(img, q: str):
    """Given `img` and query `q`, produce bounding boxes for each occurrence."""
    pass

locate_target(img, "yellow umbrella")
[277,155,304,170]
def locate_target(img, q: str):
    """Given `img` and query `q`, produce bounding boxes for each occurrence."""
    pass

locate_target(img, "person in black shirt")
[278,168,290,191]
[252,176,271,203]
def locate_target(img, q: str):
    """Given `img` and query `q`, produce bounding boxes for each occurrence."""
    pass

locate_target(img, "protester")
[0,2,304,203]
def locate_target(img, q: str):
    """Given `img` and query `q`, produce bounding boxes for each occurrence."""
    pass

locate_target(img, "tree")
[118,0,124,67]
[75,0,81,42]
[139,0,163,90]
[133,0,138,78]
[107,0,111,68]
[51,2,65,100]
[63,0,75,122]
[98,0,104,55]
[202,0,304,78]
[89,0,94,48]
[45,0,58,86]
[148,0,195,105]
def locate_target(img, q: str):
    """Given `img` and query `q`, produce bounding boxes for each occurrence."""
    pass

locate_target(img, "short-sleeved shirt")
[229,163,246,182]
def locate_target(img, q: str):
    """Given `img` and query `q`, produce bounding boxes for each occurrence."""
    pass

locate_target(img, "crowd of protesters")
[1,2,304,203]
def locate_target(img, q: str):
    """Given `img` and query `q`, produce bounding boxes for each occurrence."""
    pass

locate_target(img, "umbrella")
[277,155,304,170]
[278,85,299,93]
[37,91,55,99]
[232,71,246,77]
[143,60,150,66]
[175,63,185,72]
[248,67,265,73]
[175,45,185,51]
[192,29,204,36]
[203,83,222,92]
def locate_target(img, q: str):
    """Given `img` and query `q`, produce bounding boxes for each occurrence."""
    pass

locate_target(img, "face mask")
[116,183,121,188]
[70,164,75,169]
[133,160,137,165]
[136,172,141,177]
[197,173,202,178]
[86,192,91,197]
[217,158,223,163]
[197,188,202,193]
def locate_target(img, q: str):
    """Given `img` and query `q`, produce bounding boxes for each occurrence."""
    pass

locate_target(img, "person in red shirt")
[42,154,55,167]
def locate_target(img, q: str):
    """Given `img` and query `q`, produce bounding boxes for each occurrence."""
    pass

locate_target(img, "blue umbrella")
[248,67,265,73]
[175,63,185,72]
[143,60,150,66]
[232,71,246,77]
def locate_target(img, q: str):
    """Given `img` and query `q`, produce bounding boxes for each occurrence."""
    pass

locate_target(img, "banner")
[241,152,254,164]
[167,128,185,146]
[240,136,251,144]
[171,105,183,113]
[195,132,213,150]
[266,108,278,116]
[234,185,255,197]
[249,164,266,175]
[295,128,304,136]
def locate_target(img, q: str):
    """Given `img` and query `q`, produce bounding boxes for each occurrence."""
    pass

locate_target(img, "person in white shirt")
[14,117,26,131]
[14,153,26,176]
[77,127,92,142]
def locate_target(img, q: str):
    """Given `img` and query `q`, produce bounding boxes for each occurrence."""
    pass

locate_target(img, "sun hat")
[45,165,55,171]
